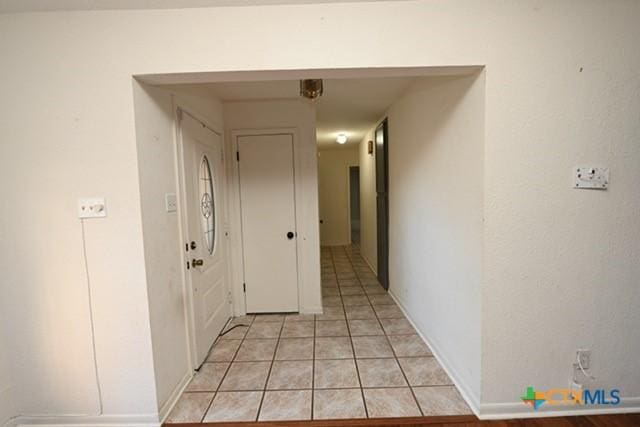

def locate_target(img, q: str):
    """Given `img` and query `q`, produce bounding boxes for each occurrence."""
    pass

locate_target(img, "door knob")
[190,241,197,250]
[192,259,204,267]
[287,231,295,240]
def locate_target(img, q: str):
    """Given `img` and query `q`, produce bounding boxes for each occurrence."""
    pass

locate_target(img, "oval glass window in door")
[199,155,216,254]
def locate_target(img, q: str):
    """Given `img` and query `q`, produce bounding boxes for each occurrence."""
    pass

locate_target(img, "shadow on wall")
[387,71,485,406]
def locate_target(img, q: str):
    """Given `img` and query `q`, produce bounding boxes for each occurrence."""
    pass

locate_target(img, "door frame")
[227,128,305,315]
[173,101,233,369]
[375,118,390,290]
[347,164,360,246]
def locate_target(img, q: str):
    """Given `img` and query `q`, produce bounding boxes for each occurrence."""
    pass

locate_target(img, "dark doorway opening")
[375,118,389,290]
[349,166,360,245]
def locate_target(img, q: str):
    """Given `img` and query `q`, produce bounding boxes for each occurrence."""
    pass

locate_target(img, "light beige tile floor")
[166,245,472,423]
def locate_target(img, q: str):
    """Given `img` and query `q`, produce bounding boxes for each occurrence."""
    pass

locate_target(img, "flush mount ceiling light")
[300,79,323,100]
[336,133,348,144]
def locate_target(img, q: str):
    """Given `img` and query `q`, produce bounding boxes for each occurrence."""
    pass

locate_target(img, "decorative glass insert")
[199,155,216,254]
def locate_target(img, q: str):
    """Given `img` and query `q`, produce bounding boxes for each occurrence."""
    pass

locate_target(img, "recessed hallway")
[165,245,471,423]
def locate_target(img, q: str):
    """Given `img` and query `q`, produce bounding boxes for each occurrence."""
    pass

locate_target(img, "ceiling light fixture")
[300,79,323,100]
[336,133,348,144]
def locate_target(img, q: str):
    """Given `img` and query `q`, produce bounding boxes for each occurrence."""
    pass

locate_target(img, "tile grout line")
[179,384,456,395]
[198,322,237,422]
[176,246,454,424]
[254,314,283,422]
[361,265,425,418]
[317,248,342,419]
[201,355,434,362]
[347,245,425,417]
[310,301,316,420]
[198,314,255,423]
[339,245,370,419]
[221,315,257,418]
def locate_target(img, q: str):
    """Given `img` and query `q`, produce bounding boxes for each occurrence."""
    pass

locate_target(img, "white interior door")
[237,134,299,313]
[180,112,230,365]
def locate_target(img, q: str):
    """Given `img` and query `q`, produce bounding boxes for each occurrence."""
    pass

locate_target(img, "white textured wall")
[223,100,322,315]
[358,130,377,273]
[481,3,640,411]
[386,74,485,404]
[1,14,158,422]
[318,148,359,246]
[0,325,14,426]
[132,83,225,416]
[0,1,638,422]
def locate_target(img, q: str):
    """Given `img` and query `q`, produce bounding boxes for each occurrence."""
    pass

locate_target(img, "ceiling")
[202,77,415,149]
[0,0,405,13]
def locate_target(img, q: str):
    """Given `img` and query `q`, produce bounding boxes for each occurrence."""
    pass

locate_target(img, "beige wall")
[387,73,485,402]
[358,132,377,273]
[357,74,484,402]
[0,324,14,426]
[132,83,225,417]
[133,91,321,419]
[318,148,359,246]
[1,1,639,423]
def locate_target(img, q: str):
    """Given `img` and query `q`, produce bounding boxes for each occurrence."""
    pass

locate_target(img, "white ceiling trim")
[158,67,481,148]
[0,0,407,14]
[198,76,417,148]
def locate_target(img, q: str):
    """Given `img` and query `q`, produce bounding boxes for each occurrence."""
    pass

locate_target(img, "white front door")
[237,134,299,313]
[180,112,230,365]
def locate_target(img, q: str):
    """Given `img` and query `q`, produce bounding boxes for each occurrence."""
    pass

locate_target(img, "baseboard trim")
[388,293,640,420]
[479,397,640,419]
[12,413,159,427]
[1,385,16,427]
[301,306,324,315]
[158,371,193,423]
[321,242,352,247]
[360,252,377,276]
[388,291,481,416]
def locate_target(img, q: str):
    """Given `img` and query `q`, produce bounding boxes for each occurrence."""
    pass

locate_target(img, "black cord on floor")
[194,322,249,372]
[219,324,249,336]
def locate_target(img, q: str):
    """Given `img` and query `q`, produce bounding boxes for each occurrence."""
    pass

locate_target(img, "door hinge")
[236,151,240,162]
[186,260,190,270]
[243,283,246,293]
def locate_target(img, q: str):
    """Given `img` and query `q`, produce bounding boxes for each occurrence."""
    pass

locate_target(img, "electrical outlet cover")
[573,166,609,189]
[165,193,177,212]
[78,198,107,219]
[577,349,591,370]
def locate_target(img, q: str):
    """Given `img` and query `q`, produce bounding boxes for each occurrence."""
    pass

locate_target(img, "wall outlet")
[78,198,107,219]
[573,166,609,189]
[165,193,177,212]
[577,349,591,370]
[569,379,583,392]
[569,379,583,401]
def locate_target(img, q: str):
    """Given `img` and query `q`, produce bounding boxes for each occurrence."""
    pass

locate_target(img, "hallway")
[165,246,471,423]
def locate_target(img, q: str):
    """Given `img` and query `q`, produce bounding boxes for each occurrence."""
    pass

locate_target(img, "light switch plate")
[165,193,177,212]
[78,198,107,218]
[573,166,609,190]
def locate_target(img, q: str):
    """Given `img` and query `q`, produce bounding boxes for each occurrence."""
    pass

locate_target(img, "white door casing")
[237,134,299,313]
[179,111,231,366]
